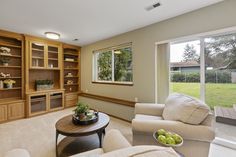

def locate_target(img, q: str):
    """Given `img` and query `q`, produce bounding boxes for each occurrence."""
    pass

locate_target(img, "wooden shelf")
[64,53,78,56]
[0,41,21,49]
[0,77,21,79]
[0,66,21,68]
[32,56,44,59]
[64,68,78,70]
[64,76,79,78]
[64,60,78,63]
[30,67,60,70]
[48,58,58,61]
[32,48,44,52]
[0,87,21,91]
[64,84,79,86]
[0,97,22,103]
[48,51,58,54]
[0,54,21,58]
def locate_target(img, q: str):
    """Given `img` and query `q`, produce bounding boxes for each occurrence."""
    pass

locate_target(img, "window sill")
[92,81,133,86]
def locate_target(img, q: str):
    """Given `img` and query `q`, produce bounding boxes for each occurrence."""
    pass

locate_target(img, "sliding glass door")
[170,40,201,99]
[169,32,236,109]
[204,33,236,109]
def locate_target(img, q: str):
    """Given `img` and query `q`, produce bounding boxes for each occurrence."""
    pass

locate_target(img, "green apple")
[166,137,176,145]
[157,129,166,136]
[165,132,172,138]
[172,134,182,144]
[158,135,167,144]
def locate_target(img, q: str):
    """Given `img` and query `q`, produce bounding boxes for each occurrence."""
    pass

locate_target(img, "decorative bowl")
[153,131,183,147]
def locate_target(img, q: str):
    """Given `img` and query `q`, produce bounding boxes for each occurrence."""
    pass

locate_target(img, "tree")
[204,33,236,69]
[182,44,200,62]
[114,47,132,81]
[97,51,112,81]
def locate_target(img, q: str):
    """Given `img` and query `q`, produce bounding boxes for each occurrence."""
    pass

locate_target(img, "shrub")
[171,70,231,83]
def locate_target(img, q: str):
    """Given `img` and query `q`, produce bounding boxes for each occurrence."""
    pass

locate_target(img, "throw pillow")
[162,93,210,125]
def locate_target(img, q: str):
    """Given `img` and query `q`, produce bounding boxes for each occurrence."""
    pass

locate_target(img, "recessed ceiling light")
[45,32,60,40]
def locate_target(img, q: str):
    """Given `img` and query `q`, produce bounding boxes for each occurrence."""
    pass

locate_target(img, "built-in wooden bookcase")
[63,44,80,107]
[0,30,25,123]
[25,35,64,117]
[0,29,81,122]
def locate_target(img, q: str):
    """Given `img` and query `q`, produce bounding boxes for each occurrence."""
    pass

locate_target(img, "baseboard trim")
[213,137,236,150]
[79,93,135,107]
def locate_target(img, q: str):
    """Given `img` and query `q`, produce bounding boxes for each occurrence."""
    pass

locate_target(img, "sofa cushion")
[135,114,163,121]
[162,93,210,125]
[101,146,179,157]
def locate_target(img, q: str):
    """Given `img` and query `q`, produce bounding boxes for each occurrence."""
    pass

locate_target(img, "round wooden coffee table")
[55,112,110,157]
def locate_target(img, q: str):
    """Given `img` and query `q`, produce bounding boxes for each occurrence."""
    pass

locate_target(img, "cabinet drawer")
[65,99,77,107]
[8,102,25,120]
[0,105,8,123]
[65,94,78,101]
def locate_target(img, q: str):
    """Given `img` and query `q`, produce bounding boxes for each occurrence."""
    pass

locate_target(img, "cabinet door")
[48,45,60,69]
[30,42,46,68]
[49,92,64,111]
[0,105,8,122]
[28,94,47,117]
[8,102,25,120]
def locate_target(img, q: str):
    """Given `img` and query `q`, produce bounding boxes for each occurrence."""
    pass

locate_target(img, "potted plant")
[0,56,10,66]
[3,79,16,88]
[35,79,54,91]
[74,102,89,119]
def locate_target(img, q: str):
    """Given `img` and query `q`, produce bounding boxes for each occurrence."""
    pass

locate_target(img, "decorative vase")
[4,83,12,89]
[3,63,8,66]
[78,113,86,120]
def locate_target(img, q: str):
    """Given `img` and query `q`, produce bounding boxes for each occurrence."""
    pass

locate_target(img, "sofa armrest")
[201,112,214,126]
[103,129,131,153]
[135,103,165,116]
[132,119,215,142]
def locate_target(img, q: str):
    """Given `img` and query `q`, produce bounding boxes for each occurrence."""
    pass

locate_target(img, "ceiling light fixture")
[45,32,60,40]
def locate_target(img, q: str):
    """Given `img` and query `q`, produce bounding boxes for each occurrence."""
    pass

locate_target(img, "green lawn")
[171,82,236,109]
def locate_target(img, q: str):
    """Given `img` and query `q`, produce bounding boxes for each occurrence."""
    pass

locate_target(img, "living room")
[0,0,236,157]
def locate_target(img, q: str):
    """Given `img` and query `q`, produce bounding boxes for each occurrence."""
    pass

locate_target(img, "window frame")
[92,43,133,86]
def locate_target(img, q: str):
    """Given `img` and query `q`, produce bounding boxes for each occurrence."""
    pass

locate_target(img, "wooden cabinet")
[8,102,25,120]
[65,93,78,107]
[27,90,64,117]
[29,42,61,69]
[63,44,80,94]
[0,100,25,123]
[0,30,24,100]
[0,105,8,122]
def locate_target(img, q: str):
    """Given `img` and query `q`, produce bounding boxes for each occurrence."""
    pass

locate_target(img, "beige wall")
[80,0,236,112]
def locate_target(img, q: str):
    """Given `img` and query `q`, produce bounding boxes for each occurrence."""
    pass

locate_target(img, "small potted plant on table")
[74,102,89,120]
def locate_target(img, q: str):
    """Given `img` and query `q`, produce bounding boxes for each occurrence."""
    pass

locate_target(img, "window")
[93,43,133,85]
[169,32,236,109]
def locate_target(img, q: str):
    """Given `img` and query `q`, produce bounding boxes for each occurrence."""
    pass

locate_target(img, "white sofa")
[4,130,180,157]
[71,129,179,157]
[132,103,215,157]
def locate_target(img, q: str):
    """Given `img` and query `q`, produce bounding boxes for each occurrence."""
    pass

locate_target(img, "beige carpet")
[1,108,235,157]
[0,108,132,157]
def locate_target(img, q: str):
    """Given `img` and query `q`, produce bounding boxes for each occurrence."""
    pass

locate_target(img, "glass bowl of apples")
[153,129,183,147]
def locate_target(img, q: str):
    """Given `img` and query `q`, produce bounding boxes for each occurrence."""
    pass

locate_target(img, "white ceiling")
[0,0,223,46]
